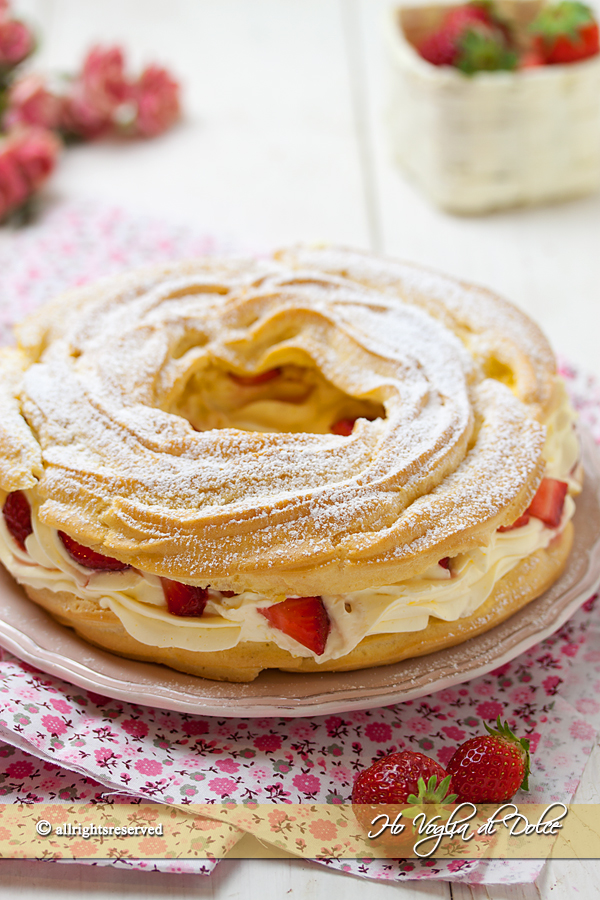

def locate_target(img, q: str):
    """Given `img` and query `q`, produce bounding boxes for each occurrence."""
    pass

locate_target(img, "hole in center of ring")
[168,362,386,435]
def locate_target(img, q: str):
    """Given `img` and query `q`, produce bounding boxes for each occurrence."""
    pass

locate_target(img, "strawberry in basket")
[418,0,518,73]
[529,1,599,64]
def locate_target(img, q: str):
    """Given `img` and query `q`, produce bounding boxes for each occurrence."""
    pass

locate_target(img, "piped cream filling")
[0,377,581,663]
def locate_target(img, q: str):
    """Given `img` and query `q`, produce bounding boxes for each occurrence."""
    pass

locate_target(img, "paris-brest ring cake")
[0,247,582,682]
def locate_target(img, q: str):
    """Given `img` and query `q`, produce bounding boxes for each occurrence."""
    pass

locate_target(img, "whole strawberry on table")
[352,750,456,807]
[351,717,531,831]
[351,750,457,836]
[446,716,531,804]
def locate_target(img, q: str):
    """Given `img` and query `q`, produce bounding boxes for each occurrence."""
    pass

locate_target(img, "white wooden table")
[2,0,600,897]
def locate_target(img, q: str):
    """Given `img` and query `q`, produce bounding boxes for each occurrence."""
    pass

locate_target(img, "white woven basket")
[386,0,600,213]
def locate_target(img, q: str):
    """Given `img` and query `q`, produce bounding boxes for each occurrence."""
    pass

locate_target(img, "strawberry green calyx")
[469,0,493,15]
[530,1,595,43]
[484,716,531,791]
[406,774,458,804]
[455,26,519,73]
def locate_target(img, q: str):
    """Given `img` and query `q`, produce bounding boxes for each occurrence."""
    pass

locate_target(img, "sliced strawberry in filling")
[527,478,569,529]
[498,513,531,533]
[438,557,450,569]
[3,490,33,551]
[330,414,382,436]
[229,368,281,387]
[330,417,356,436]
[58,531,130,571]
[259,596,331,656]
[162,578,208,617]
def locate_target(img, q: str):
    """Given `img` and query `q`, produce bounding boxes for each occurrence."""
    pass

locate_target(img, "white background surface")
[2,0,600,897]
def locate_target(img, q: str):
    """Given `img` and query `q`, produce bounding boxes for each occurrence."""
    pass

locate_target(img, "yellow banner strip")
[0,802,597,859]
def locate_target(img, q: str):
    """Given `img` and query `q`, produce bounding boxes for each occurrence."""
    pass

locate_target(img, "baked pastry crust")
[0,249,553,590]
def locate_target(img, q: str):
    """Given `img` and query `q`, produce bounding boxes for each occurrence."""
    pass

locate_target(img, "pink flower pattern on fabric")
[40,714,67,736]
[476,701,505,720]
[253,734,283,751]
[364,722,393,743]
[121,718,150,739]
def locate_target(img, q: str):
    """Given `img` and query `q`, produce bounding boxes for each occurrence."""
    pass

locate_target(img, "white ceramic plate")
[0,429,599,718]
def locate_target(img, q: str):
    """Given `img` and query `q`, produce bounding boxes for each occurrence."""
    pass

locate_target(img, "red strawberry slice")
[330,415,381,435]
[498,513,531,533]
[229,368,281,387]
[58,531,130,571]
[162,578,208,617]
[3,490,33,551]
[330,417,356,436]
[527,478,568,528]
[259,596,331,655]
[438,557,450,569]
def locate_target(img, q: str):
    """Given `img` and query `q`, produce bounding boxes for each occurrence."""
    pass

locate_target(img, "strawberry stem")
[406,773,457,804]
[530,1,595,42]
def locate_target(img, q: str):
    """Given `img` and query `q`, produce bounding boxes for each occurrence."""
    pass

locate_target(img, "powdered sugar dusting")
[1,245,552,591]
[279,246,556,411]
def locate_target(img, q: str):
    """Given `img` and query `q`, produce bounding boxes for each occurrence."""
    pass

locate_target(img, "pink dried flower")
[133,63,180,137]
[81,45,130,115]
[0,142,28,218]
[10,126,60,191]
[0,18,34,68]
[63,45,131,139]
[5,73,62,130]
[61,86,108,139]
[0,126,58,220]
